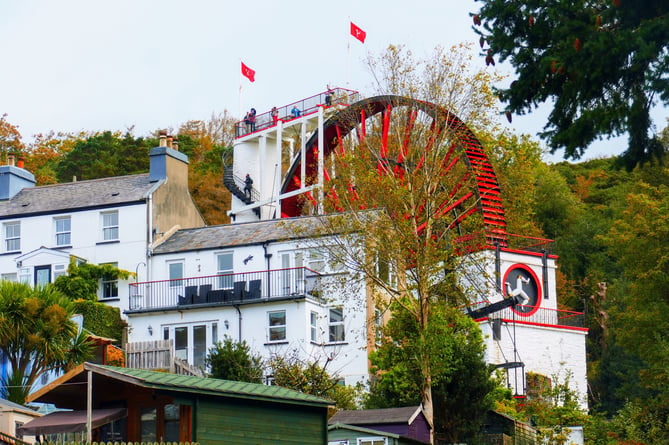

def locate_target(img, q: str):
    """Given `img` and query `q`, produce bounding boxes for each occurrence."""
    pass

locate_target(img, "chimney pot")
[17,158,24,169]
[159,131,167,147]
[166,135,173,149]
[172,137,179,151]
[7,154,15,167]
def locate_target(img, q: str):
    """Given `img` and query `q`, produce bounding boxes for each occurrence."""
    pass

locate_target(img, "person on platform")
[244,174,253,197]
[244,112,251,133]
[291,105,301,118]
[325,85,333,106]
[248,108,257,132]
[271,106,279,125]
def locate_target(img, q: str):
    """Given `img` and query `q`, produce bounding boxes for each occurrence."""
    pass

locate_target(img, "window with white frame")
[100,262,118,299]
[268,310,286,342]
[216,252,233,289]
[329,307,345,342]
[4,222,20,252]
[18,268,30,284]
[101,211,119,241]
[53,264,67,280]
[376,254,396,287]
[168,261,184,287]
[310,310,319,342]
[1,273,17,282]
[358,438,387,445]
[54,216,71,246]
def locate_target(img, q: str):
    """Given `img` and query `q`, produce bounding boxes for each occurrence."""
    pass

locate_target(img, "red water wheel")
[280,95,507,244]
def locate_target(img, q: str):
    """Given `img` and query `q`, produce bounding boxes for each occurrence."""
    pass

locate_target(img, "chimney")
[7,154,15,167]
[17,157,24,169]
[0,163,36,201]
[149,144,189,183]
[172,137,179,151]
[159,130,167,147]
[166,135,173,149]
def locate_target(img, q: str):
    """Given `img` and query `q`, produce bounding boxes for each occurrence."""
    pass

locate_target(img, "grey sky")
[2,0,659,161]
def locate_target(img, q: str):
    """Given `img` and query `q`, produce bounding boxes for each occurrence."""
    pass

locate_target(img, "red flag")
[350,22,366,44]
[241,62,255,82]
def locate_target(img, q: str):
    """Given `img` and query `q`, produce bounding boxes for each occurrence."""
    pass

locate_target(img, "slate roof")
[152,214,329,254]
[0,174,159,218]
[329,406,423,425]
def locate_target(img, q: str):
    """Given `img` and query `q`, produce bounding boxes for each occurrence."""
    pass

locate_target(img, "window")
[212,323,218,345]
[101,211,119,241]
[174,327,188,360]
[53,264,67,280]
[216,252,233,289]
[1,273,17,282]
[18,268,30,284]
[329,307,345,342]
[4,222,20,252]
[310,311,319,342]
[140,407,157,442]
[358,438,387,445]
[308,249,325,272]
[163,404,180,442]
[375,308,383,346]
[193,325,207,368]
[168,261,184,287]
[376,254,396,287]
[101,262,118,299]
[268,310,286,342]
[54,216,71,246]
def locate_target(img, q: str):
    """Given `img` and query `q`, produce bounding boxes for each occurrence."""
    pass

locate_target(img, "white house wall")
[131,237,369,386]
[480,319,588,409]
[0,204,148,312]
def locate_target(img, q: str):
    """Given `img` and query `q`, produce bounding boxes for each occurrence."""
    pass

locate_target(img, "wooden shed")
[328,423,430,445]
[329,406,431,444]
[21,362,331,444]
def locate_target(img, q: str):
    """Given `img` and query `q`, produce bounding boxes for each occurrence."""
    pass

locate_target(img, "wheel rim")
[280,95,507,244]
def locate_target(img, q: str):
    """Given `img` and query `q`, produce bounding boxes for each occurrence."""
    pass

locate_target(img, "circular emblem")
[503,264,541,316]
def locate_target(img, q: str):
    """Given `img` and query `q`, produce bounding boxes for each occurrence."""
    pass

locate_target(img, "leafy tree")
[205,337,264,383]
[0,113,24,157]
[0,281,93,404]
[365,300,496,443]
[53,258,132,302]
[268,353,360,414]
[24,131,83,185]
[56,131,154,182]
[473,0,669,168]
[307,44,503,434]
[495,371,588,445]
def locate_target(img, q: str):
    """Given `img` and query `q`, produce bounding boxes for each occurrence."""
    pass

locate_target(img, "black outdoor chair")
[233,281,246,301]
[195,284,212,304]
[247,280,262,300]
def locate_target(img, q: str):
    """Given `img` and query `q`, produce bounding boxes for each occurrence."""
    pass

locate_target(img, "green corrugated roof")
[86,363,332,408]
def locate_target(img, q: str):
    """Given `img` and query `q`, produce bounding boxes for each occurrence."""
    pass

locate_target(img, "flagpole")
[347,18,350,88]
[239,60,243,120]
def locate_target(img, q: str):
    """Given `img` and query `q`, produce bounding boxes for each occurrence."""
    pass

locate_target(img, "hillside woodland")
[2,112,668,442]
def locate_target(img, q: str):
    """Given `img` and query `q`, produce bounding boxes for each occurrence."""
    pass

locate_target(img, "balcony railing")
[128,267,321,311]
[469,301,584,329]
[234,87,361,138]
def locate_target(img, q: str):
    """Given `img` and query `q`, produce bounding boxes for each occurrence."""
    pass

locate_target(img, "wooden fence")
[124,340,204,377]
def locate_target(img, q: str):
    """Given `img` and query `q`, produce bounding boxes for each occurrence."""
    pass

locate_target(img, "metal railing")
[468,301,584,328]
[128,267,321,311]
[234,87,361,138]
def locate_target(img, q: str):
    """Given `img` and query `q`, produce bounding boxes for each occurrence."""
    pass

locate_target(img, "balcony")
[234,87,361,138]
[470,302,585,329]
[128,267,321,312]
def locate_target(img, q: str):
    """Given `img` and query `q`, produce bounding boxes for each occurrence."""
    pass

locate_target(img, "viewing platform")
[234,87,360,138]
